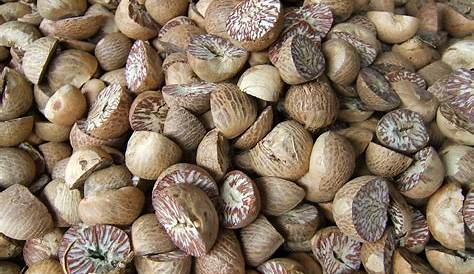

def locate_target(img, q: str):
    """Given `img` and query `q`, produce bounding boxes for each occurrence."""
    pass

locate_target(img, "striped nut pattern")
[39,15,105,41]
[163,106,207,151]
[0,184,54,241]
[365,142,413,178]
[154,163,219,206]
[152,184,219,257]
[23,228,63,267]
[115,0,158,40]
[134,250,192,274]
[440,144,474,188]
[157,16,197,40]
[162,83,216,115]
[268,22,321,64]
[272,34,325,85]
[204,0,243,39]
[59,224,133,274]
[396,146,444,199]
[194,229,245,274]
[298,131,356,203]
[445,68,473,120]
[283,80,338,133]
[360,227,397,274]
[225,0,283,51]
[384,69,427,90]
[22,36,58,84]
[304,0,354,22]
[210,83,257,138]
[356,67,401,111]
[0,147,36,188]
[311,226,362,274]
[255,176,305,216]
[41,179,82,227]
[0,68,33,121]
[272,203,321,243]
[283,3,333,37]
[328,31,377,67]
[376,109,430,154]
[464,188,474,235]
[387,185,412,241]
[187,34,248,83]
[69,120,127,150]
[400,207,430,254]
[333,176,390,242]
[257,258,305,274]
[436,102,474,146]
[85,84,132,140]
[234,121,313,181]
[220,171,261,229]
[125,40,164,94]
[239,215,284,267]
[233,106,274,151]
[129,91,169,133]
[196,129,231,181]
[95,32,132,72]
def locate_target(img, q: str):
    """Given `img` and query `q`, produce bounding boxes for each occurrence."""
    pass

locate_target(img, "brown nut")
[440,143,473,188]
[0,21,42,51]
[360,227,397,274]
[23,228,63,267]
[304,0,354,22]
[37,0,87,20]
[393,248,436,274]
[0,68,33,121]
[131,213,176,256]
[367,11,419,44]
[145,0,188,26]
[134,251,192,274]
[0,184,54,240]
[0,116,34,147]
[163,106,206,151]
[323,39,361,86]
[95,32,132,71]
[162,52,200,85]
[196,129,231,181]
[255,176,304,216]
[333,176,390,242]
[0,147,36,188]
[335,127,374,156]
[284,80,339,133]
[238,65,283,102]
[442,4,474,38]
[25,259,62,274]
[273,203,321,244]
[392,37,434,70]
[41,179,81,227]
[356,67,401,111]
[22,37,58,85]
[162,82,216,115]
[233,106,273,151]
[390,80,438,123]
[152,184,219,257]
[115,0,158,40]
[129,90,169,133]
[365,142,413,177]
[425,245,474,274]
[39,15,105,40]
[44,85,87,126]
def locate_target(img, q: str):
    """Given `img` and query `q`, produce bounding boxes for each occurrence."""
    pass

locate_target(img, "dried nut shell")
[440,143,473,188]
[0,148,36,188]
[41,179,81,227]
[187,34,248,83]
[37,0,86,20]
[393,248,436,274]
[376,109,430,154]
[162,52,199,85]
[25,259,62,274]
[129,90,169,133]
[367,12,419,44]
[257,258,305,274]
[328,31,377,68]
[69,120,126,150]
[125,40,164,94]
[400,207,430,253]
[196,129,230,181]
[288,252,323,274]
[100,68,127,87]
[39,15,105,40]
[418,60,452,87]
[238,65,283,102]
[0,116,34,147]
[390,81,438,123]
[392,38,434,70]
[335,127,374,156]
[333,176,390,242]
[0,21,41,51]
[356,67,401,111]
[134,251,192,274]
[322,38,361,86]
[233,106,273,151]
[396,146,445,199]
[195,229,245,274]
[273,34,326,85]
[442,4,474,38]
[239,215,284,267]
[235,121,313,180]
[0,233,22,259]
[164,106,206,151]
[204,0,241,39]
[284,81,338,133]
[83,164,131,196]
[34,122,71,143]
[23,228,63,267]
[22,37,58,85]
[304,0,353,22]
[436,102,474,146]
[441,40,474,71]
[360,227,397,274]
[51,157,69,180]
[426,181,467,251]
[131,213,176,256]
[273,203,321,243]
[311,226,362,274]
[374,51,415,72]
[115,0,158,40]
[211,83,257,138]
[157,20,206,52]
[44,85,87,126]
[162,83,215,115]
[365,142,413,177]
[220,171,261,229]
[125,131,182,180]
[225,0,283,51]
[39,142,72,174]
[78,186,145,225]
[85,84,132,139]
[46,49,98,92]
[0,184,53,240]
[425,245,474,274]
[64,146,113,189]
[95,32,132,71]
[145,0,188,26]
[153,184,219,257]
[0,68,33,121]
[0,2,31,22]
[299,131,356,202]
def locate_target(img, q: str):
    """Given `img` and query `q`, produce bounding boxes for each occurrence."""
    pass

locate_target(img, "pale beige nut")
[23,228,63,267]
[365,142,413,178]
[322,38,361,86]
[22,37,58,85]
[390,80,438,123]
[115,0,158,40]
[425,245,474,274]
[392,37,435,70]
[196,129,230,181]
[134,251,192,274]
[44,85,87,126]
[233,106,273,151]
[0,116,34,147]
[238,65,283,102]
[162,82,215,115]
[38,142,72,174]
[163,106,206,151]
[162,52,200,85]
[39,15,106,40]
[273,203,321,245]
[25,259,62,274]
[440,143,473,188]
[95,32,132,71]
[367,11,419,44]
[0,21,41,51]
[0,148,36,188]
[100,68,127,87]
[69,120,127,150]
[0,68,33,121]
[299,131,356,202]
[125,131,182,180]
[0,184,54,240]
[335,127,374,156]
[35,121,71,143]
[131,213,176,256]
[37,0,87,20]
[41,179,81,227]
[304,0,353,22]
[360,228,397,274]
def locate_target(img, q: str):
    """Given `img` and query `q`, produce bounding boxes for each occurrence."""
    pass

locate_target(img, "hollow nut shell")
[0,184,54,240]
